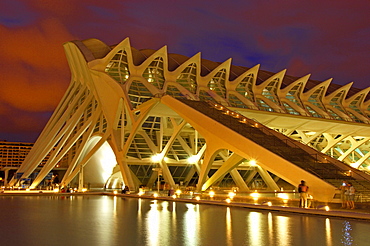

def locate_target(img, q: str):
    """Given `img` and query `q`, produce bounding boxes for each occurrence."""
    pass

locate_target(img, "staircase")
[178,98,370,199]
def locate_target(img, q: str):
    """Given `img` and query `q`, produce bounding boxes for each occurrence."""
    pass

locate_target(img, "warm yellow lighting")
[189,191,194,196]
[153,193,158,198]
[277,193,289,200]
[209,190,215,198]
[251,192,260,198]
[151,154,162,163]
[82,188,87,192]
[249,160,257,166]
[226,198,231,203]
[267,201,272,206]
[325,206,330,211]
[53,188,59,193]
[138,191,145,196]
[228,192,236,199]
[187,155,198,164]
[176,189,182,196]
[113,190,118,195]
[26,188,30,191]
[172,195,177,199]
[195,196,200,201]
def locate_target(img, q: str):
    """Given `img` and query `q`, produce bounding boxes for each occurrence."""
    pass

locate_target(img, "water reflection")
[341,221,353,246]
[248,212,263,246]
[226,207,232,246]
[276,215,290,245]
[145,200,173,246]
[0,196,369,246]
[184,203,200,245]
[268,212,273,244]
[325,218,332,246]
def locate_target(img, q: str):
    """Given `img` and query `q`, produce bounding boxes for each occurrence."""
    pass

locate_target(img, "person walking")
[298,180,309,208]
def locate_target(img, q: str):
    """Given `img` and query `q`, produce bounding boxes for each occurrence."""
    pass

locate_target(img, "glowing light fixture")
[172,195,177,199]
[151,154,162,163]
[228,192,236,199]
[153,192,158,198]
[195,196,200,201]
[209,190,215,198]
[277,193,289,200]
[187,155,198,164]
[249,160,257,166]
[251,192,260,198]
[325,206,330,211]
[225,198,231,203]
[113,190,118,195]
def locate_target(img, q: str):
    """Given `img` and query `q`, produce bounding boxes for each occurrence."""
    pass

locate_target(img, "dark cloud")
[0,0,369,142]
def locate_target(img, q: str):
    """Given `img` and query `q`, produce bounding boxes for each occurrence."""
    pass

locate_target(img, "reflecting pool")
[0,195,369,245]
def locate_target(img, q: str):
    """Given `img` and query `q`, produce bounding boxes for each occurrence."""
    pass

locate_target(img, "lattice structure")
[10,38,370,202]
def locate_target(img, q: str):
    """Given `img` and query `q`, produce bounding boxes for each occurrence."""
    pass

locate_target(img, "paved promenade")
[115,192,370,221]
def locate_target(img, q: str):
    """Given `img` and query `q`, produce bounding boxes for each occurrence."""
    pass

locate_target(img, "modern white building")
[10,38,370,202]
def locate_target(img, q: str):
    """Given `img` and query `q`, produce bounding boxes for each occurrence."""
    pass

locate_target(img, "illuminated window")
[142,57,165,89]
[307,86,326,110]
[199,90,215,102]
[105,50,130,84]
[256,99,274,112]
[261,79,280,105]
[327,109,343,120]
[285,83,303,107]
[207,69,227,98]
[282,102,300,115]
[176,63,197,94]
[347,111,363,123]
[305,105,322,118]
[329,90,346,113]
[126,134,152,159]
[349,94,365,115]
[128,80,153,108]
[236,74,254,102]
[166,85,185,99]
[228,94,249,108]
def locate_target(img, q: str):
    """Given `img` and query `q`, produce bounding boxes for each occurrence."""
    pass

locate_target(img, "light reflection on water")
[0,195,369,245]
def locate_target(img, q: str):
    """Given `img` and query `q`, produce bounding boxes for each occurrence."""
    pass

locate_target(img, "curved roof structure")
[10,38,370,202]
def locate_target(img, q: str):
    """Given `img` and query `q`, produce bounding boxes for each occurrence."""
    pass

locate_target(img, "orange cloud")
[0,18,74,112]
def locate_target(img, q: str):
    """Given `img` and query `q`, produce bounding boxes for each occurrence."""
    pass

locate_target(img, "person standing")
[298,180,309,208]
[339,181,348,208]
[346,182,356,209]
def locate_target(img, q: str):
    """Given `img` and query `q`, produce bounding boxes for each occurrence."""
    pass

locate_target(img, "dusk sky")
[0,0,369,143]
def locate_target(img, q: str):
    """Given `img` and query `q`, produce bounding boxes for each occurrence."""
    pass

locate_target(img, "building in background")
[8,38,370,202]
[0,140,66,186]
